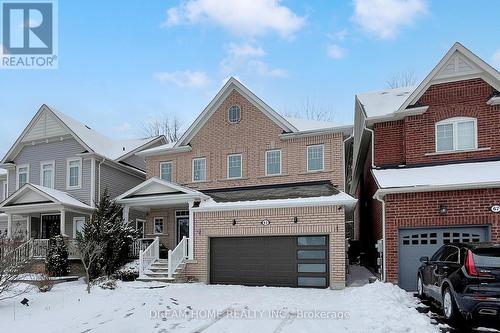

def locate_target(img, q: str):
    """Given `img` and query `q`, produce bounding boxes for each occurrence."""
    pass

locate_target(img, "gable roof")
[0,183,93,211]
[356,43,500,123]
[1,104,166,164]
[174,77,298,147]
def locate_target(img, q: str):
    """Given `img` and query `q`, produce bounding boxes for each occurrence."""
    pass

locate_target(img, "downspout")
[364,125,376,169]
[97,157,106,199]
[342,134,353,192]
[374,192,387,282]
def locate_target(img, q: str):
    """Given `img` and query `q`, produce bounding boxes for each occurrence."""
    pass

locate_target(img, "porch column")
[27,216,31,239]
[6,213,12,239]
[123,205,130,224]
[188,201,194,260]
[60,209,67,237]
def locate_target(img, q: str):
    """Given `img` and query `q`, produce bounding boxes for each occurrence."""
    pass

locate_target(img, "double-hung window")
[40,161,55,188]
[436,117,477,152]
[160,162,172,182]
[67,158,82,189]
[154,217,164,234]
[307,145,324,172]
[266,149,282,176]
[192,158,206,182]
[227,154,242,179]
[16,164,29,189]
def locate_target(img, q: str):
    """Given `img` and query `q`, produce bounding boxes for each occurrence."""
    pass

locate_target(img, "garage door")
[210,236,329,288]
[399,226,489,291]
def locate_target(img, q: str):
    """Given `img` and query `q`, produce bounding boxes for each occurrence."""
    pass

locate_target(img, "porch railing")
[32,239,50,258]
[167,236,188,279]
[139,237,159,277]
[66,240,80,259]
[130,238,154,258]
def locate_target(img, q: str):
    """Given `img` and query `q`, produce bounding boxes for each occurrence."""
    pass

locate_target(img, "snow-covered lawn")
[0,279,438,333]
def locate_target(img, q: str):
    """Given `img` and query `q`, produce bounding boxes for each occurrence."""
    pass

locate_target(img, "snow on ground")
[0,279,438,333]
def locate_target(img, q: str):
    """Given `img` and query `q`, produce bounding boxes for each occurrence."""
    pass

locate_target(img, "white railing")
[167,236,188,279]
[139,237,159,277]
[130,238,154,258]
[32,239,50,258]
[66,240,80,259]
[12,239,33,264]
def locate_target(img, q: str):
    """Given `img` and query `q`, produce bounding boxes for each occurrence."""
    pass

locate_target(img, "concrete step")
[145,272,170,278]
[150,267,169,272]
[155,259,169,264]
[136,276,174,282]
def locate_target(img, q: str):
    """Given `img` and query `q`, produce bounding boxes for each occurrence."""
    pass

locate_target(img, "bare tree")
[386,69,418,89]
[142,115,183,143]
[0,239,34,301]
[75,236,103,294]
[285,98,335,122]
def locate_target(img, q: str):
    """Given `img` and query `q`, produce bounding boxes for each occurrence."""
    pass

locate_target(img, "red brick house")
[351,43,500,290]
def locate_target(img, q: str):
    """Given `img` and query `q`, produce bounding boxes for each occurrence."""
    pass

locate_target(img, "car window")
[473,248,500,268]
[459,247,468,264]
[438,246,459,263]
[431,246,445,262]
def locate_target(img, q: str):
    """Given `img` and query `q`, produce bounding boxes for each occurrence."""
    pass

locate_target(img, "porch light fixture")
[293,216,298,223]
[232,219,237,225]
[439,204,448,215]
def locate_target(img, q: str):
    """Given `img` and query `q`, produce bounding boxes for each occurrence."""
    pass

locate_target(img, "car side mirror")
[419,256,429,263]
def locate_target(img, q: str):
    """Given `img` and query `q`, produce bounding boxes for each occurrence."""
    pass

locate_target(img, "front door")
[41,214,60,239]
[176,217,189,244]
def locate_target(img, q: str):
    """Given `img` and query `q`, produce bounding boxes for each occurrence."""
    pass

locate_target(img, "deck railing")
[130,238,154,258]
[139,237,159,277]
[167,236,188,279]
[32,239,50,258]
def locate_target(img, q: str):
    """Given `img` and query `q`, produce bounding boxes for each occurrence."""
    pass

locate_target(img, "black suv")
[417,242,500,321]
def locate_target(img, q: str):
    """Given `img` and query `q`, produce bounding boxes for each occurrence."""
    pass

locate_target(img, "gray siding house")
[0,105,165,252]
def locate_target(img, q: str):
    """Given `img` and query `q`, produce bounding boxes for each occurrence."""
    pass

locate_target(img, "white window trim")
[265,149,282,176]
[16,164,30,190]
[192,157,207,182]
[159,161,173,182]
[66,157,82,190]
[0,181,4,201]
[228,105,241,123]
[153,217,164,235]
[73,216,85,238]
[307,144,325,172]
[435,117,478,153]
[40,160,55,188]
[227,153,242,179]
[136,218,146,238]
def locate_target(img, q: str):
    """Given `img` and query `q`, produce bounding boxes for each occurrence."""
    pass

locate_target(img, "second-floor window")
[227,154,242,179]
[160,162,172,182]
[67,158,82,189]
[436,117,477,152]
[16,164,29,189]
[266,149,282,175]
[40,161,55,188]
[307,145,324,172]
[192,158,206,182]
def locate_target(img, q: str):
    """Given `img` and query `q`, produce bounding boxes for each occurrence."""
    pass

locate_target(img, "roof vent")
[85,125,91,130]
[122,147,126,151]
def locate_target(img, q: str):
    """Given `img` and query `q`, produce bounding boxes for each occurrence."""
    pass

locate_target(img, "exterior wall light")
[293,216,298,223]
[232,219,237,225]
[439,204,448,215]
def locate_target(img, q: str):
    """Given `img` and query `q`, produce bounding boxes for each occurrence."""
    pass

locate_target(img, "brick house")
[351,42,500,290]
[116,77,355,289]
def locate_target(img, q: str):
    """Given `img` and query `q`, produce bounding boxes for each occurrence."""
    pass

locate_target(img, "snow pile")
[0,280,438,333]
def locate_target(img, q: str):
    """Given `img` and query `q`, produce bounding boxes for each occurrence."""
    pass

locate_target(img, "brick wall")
[180,205,346,288]
[373,79,499,168]
[383,188,500,283]
[146,89,345,191]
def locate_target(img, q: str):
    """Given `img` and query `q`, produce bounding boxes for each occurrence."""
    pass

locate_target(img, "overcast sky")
[1,0,499,157]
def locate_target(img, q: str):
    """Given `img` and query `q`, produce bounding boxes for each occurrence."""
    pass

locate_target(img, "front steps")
[136,259,186,282]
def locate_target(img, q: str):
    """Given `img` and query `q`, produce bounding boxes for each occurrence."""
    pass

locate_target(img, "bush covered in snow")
[93,276,117,290]
[113,260,139,282]
[45,235,69,277]
[36,274,54,293]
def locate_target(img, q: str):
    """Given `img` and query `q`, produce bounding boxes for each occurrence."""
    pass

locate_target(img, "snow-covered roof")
[356,86,417,119]
[283,116,343,131]
[195,191,356,212]
[135,142,177,157]
[372,160,500,194]
[31,184,93,210]
[50,107,162,161]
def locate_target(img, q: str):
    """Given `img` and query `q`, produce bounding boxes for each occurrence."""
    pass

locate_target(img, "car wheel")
[417,275,426,299]
[442,287,457,320]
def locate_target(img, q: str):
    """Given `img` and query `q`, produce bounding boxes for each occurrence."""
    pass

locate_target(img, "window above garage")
[435,117,477,152]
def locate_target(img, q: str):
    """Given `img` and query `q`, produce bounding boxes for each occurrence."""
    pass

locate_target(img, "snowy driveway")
[1,280,439,333]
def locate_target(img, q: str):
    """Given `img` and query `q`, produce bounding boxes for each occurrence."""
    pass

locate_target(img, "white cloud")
[154,70,211,88]
[492,49,500,70]
[327,44,347,59]
[113,122,132,133]
[221,42,287,78]
[162,0,305,38]
[329,28,348,41]
[352,0,428,39]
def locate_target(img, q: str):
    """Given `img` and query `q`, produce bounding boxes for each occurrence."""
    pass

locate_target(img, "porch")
[116,177,209,280]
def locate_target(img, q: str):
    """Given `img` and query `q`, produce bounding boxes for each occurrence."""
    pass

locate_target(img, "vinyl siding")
[8,138,92,205]
[98,163,144,200]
